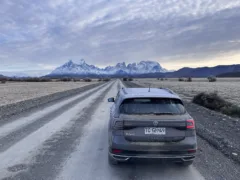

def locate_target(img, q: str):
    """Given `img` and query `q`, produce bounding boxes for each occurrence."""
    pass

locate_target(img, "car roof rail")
[121,87,127,94]
[159,87,176,95]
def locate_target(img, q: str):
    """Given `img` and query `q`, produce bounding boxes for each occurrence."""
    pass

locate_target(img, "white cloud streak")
[0,0,240,71]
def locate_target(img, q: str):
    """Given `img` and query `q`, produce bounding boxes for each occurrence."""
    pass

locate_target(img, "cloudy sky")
[0,0,240,75]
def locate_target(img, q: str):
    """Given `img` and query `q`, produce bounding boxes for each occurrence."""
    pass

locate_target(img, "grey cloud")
[0,0,240,72]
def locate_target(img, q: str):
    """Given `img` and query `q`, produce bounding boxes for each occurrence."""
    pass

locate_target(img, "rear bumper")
[109,135,197,162]
[110,135,197,151]
[109,152,195,162]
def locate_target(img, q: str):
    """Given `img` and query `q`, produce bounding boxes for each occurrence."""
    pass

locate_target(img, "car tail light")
[188,149,197,153]
[112,149,122,154]
[186,119,195,129]
[113,121,123,130]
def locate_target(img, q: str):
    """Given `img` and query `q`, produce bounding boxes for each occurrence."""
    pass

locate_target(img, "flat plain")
[0,81,98,106]
[134,78,240,106]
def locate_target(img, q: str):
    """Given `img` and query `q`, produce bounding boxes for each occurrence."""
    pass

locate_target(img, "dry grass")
[134,78,240,107]
[0,81,98,106]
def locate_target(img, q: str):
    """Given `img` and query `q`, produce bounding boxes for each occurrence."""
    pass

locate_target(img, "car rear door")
[119,98,192,142]
[123,115,188,142]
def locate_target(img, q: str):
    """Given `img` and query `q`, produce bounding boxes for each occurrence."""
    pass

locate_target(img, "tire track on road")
[1,81,115,180]
[56,79,134,180]
[0,83,108,153]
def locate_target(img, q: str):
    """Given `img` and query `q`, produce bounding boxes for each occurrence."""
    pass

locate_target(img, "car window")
[120,98,185,115]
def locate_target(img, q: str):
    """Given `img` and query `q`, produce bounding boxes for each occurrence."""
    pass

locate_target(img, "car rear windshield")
[120,98,185,115]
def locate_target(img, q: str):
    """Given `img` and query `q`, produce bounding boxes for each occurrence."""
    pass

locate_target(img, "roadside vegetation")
[193,92,240,118]
[0,77,100,83]
[123,78,134,81]
[99,78,111,82]
[177,76,217,82]
[3,77,52,82]
[178,77,192,82]
[157,78,168,81]
[0,79,7,84]
[208,76,217,82]
[0,77,7,84]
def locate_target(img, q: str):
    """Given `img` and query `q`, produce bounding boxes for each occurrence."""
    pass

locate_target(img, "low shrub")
[186,77,192,82]
[123,78,128,81]
[192,92,240,118]
[208,76,217,82]
[1,80,6,84]
[103,78,110,81]
[178,78,184,82]
[128,78,133,81]
[40,78,51,82]
[60,78,71,82]
[18,78,52,82]
[83,78,92,82]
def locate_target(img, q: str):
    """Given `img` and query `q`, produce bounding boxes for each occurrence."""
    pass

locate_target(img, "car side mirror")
[108,97,115,102]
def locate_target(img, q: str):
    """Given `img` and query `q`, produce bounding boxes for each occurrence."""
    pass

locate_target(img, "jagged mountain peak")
[74,59,86,65]
[116,62,127,68]
[50,60,167,76]
[65,60,74,65]
[61,60,77,69]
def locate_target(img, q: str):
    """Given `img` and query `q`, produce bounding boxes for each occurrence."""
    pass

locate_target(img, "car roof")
[120,88,181,99]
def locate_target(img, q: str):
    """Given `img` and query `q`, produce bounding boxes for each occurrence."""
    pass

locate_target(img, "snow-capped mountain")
[49,59,167,76]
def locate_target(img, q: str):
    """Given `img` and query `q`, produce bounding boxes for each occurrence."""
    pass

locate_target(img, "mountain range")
[165,64,240,78]
[48,60,167,77]
[2,60,239,78]
[47,60,240,78]
[217,71,240,77]
[0,74,5,78]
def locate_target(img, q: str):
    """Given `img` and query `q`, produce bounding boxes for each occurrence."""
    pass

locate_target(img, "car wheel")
[176,160,193,166]
[108,154,118,165]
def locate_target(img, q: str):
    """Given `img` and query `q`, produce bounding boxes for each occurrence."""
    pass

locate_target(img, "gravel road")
[0,80,239,180]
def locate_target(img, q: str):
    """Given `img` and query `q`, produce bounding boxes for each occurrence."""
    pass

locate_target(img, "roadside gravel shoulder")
[195,137,240,180]
[0,82,103,120]
[185,102,240,163]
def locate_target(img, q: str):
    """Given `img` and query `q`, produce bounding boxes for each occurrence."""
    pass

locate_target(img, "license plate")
[144,127,166,135]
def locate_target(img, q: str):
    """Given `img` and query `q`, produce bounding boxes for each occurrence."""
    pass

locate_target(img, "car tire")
[108,154,118,165]
[176,160,193,166]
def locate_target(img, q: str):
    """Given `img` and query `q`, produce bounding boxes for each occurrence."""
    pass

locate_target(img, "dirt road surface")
[0,80,239,180]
